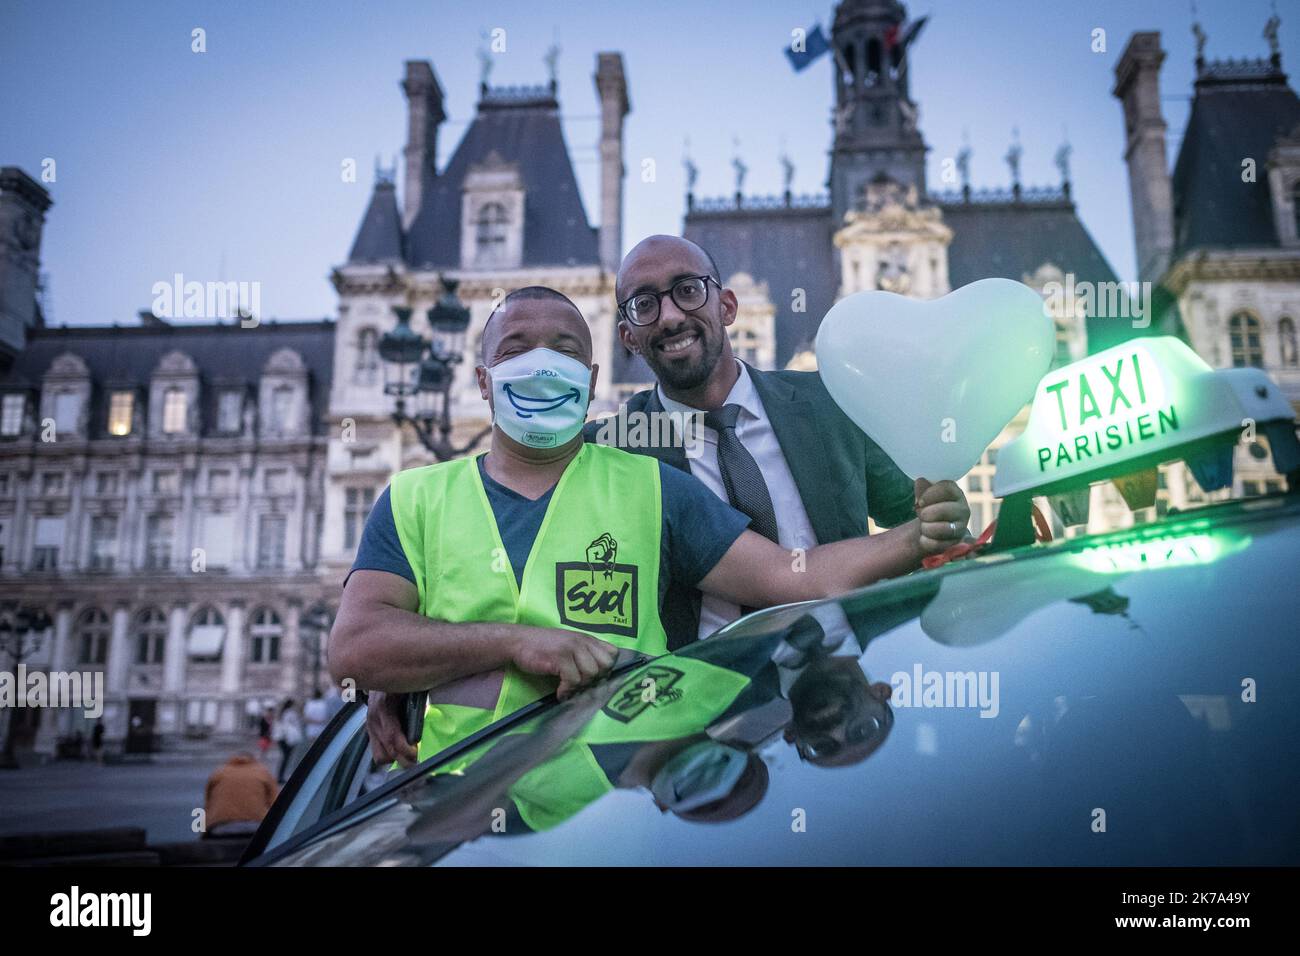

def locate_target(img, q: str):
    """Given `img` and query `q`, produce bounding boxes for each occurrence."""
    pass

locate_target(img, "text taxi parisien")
[1035,346,1177,473]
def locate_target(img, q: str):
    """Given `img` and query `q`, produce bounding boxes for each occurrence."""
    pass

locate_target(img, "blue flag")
[785,24,830,72]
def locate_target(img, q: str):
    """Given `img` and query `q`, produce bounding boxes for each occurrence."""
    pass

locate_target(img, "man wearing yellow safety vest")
[331,287,970,766]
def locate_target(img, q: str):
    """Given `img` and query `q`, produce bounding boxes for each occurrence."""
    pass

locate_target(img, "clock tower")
[828,0,929,226]
[0,166,52,370]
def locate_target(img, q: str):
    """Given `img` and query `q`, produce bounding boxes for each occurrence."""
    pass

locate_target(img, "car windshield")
[259,495,1300,866]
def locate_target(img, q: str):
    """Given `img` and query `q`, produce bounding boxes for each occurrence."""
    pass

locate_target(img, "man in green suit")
[586,234,970,649]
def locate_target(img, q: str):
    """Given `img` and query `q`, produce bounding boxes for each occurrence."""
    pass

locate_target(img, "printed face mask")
[489,347,591,448]
[650,739,750,814]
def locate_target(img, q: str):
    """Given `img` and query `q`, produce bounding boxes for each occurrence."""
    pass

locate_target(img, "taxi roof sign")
[993,336,1296,500]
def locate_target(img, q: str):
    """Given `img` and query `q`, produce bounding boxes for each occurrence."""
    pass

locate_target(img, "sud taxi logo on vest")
[555,532,639,638]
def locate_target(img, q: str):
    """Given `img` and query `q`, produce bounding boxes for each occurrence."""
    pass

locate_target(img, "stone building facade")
[0,312,336,756]
[0,166,336,755]
[1114,28,1300,519]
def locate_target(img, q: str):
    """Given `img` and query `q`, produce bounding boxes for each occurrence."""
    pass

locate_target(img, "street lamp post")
[0,605,53,769]
[379,276,492,461]
[300,605,333,698]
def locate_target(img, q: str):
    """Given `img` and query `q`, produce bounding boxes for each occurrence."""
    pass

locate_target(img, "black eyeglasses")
[794,706,893,762]
[618,274,719,327]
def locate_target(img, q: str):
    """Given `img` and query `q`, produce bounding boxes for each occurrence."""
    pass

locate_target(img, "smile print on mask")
[491,348,591,448]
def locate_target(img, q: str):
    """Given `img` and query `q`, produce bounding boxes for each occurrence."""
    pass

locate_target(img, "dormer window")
[0,394,23,436]
[217,389,243,433]
[162,387,187,434]
[107,390,134,436]
[271,385,294,431]
[460,154,524,270]
[476,202,509,264]
[40,354,91,439]
[52,390,80,435]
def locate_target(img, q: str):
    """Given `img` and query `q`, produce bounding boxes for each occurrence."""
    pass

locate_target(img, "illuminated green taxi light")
[1035,343,1173,471]
[1071,530,1250,574]
[993,336,1295,500]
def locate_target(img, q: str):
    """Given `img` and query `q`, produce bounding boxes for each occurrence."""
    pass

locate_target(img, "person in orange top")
[204,752,280,838]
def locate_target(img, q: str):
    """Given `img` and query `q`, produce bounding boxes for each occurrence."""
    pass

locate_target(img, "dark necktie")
[703,404,781,545]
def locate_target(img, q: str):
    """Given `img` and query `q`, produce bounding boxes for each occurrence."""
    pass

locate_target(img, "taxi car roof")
[249,489,1300,867]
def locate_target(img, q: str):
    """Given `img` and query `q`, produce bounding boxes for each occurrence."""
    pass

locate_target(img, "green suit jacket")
[582,363,915,649]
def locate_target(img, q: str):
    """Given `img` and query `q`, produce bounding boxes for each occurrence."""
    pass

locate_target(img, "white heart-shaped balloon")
[815,278,1053,481]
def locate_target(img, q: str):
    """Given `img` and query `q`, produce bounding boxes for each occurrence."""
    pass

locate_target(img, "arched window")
[1279,316,1298,367]
[187,606,226,662]
[354,328,379,384]
[134,607,167,664]
[77,608,110,665]
[475,203,508,261]
[1229,312,1264,368]
[249,607,282,664]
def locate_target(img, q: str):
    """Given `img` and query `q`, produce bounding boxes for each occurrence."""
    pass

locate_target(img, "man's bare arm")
[328,570,616,696]
[329,570,520,692]
[699,479,970,609]
[697,523,921,608]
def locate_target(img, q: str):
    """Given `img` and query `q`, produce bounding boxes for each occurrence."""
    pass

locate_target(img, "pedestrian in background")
[303,690,328,740]
[272,699,303,783]
[204,752,279,838]
[90,721,105,765]
[257,708,273,755]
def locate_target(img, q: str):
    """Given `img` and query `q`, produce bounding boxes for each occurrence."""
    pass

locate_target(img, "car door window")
[246,703,380,858]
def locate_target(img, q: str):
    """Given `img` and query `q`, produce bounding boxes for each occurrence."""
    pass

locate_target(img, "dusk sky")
[2,0,1296,327]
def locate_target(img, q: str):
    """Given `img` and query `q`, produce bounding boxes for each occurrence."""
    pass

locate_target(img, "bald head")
[614,235,736,394]
[479,286,592,367]
[616,235,720,302]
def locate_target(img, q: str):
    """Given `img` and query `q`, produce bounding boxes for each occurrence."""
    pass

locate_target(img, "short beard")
[645,325,725,392]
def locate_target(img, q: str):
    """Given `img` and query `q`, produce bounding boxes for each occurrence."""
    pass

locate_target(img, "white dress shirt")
[658,361,826,640]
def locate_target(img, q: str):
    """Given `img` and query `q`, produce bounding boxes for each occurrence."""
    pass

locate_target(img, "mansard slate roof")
[684,202,839,368]
[0,320,336,437]
[938,194,1118,290]
[1171,61,1300,257]
[672,189,1120,376]
[348,178,403,263]
[351,85,600,270]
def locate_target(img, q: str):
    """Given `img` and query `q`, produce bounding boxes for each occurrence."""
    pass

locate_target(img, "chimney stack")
[402,61,446,230]
[0,166,53,366]
[594,53,629,274]
[1113,33,1175,283]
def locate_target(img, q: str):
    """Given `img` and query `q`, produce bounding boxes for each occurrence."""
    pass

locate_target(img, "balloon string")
[920,503,1053,570]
